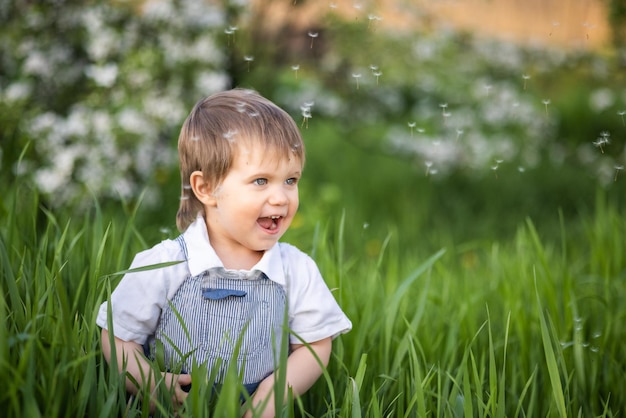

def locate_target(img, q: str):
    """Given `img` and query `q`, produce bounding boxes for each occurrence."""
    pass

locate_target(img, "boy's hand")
[164,372,192,405]
[242,378,275,418]
[242,337,333,417]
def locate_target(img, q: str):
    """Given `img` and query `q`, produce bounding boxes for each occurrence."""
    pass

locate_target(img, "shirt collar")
[182,215,285,286]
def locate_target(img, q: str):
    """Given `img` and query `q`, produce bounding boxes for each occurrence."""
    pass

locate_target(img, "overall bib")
[146,236,287,395]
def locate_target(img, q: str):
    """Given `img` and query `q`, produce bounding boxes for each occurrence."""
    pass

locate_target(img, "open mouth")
[257,215,281,231]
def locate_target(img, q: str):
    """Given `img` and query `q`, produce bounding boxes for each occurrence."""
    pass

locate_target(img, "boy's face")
[204,141,302,260]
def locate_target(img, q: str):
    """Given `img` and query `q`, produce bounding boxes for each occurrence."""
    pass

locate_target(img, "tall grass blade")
[534,269,567,418]
[350,354,367,418]
[384,249,445,359]
[495,312,510,418]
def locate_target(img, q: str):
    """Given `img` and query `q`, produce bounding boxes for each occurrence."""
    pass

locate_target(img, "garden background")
[1,0,625,416]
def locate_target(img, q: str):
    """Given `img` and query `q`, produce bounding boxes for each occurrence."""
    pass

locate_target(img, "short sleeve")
[95,240,188,344]
[280,244,352,344]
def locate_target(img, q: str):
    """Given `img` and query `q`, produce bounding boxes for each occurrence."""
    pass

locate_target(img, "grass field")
[2,169,625,417]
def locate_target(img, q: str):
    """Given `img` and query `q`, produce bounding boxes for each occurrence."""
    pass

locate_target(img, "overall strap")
[175,235,189,260]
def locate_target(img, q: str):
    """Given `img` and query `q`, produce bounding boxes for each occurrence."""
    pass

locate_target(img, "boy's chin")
[253,237,282,251]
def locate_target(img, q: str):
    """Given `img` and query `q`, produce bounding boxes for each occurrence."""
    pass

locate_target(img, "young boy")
[96,88,352,416]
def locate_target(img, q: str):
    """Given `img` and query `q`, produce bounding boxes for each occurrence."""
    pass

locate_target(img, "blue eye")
[254,178,268,186]
[285,177,298,185]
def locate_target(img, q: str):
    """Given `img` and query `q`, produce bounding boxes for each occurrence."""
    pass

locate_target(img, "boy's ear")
[189,171,217,206]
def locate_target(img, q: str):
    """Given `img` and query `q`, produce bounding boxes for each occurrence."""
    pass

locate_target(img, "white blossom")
[85,63,119,87]
[4,81,32,102]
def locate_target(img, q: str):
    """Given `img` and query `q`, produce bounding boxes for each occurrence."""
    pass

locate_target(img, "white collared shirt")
[96,216,352,345]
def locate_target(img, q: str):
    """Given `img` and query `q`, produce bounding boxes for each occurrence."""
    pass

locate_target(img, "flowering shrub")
[2,0,625,209]
[273,18,625,184]
[1,0,229,207]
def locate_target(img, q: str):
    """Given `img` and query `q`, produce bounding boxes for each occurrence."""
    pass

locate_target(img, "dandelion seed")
[352,73,362,89]
[593,140,604,153]
[425,161,433,176]
[492,160,502,178]
[417,128,425,134]
[329,2,337,9]
[225,25,238,45]
[456,129,464,140]
[372,71,382,85]
[582,22,595,40]
[518,166,525,173]
[369,65,382,85]
[618,110,626,126]
[549,21,559,37]
[291,64,300,79]
[191,135,200,141]
[522,74,531,90]
[301,109,312,128]
[367,14,382,29]
[363,222,369,229]
[183,184,192,190]
[542,99,551,115]
[408,121,416,137]
[300,102,313,128]
[484,84,492,96]
[223,129,238,142]
[439,103,448,115]
[614,165,624,181]
[244,55,254,72]
[180,195,189,201]
[593,133,609,153]
[353,3,362,11]
[308,31,319,49]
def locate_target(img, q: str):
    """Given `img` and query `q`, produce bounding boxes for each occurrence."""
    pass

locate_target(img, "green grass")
[1,175,625,417]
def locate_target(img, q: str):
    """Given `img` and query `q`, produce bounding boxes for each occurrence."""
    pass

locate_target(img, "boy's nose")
[268,187,289,205]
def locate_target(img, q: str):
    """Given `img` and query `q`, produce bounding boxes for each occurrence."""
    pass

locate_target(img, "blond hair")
[176,88,305,232]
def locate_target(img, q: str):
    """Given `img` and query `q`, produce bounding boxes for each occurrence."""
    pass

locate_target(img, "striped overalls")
[146,236,287,394]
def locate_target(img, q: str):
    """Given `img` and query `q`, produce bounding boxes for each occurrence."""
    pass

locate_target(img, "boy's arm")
[100,329,191,404]
[245,337,332,418]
